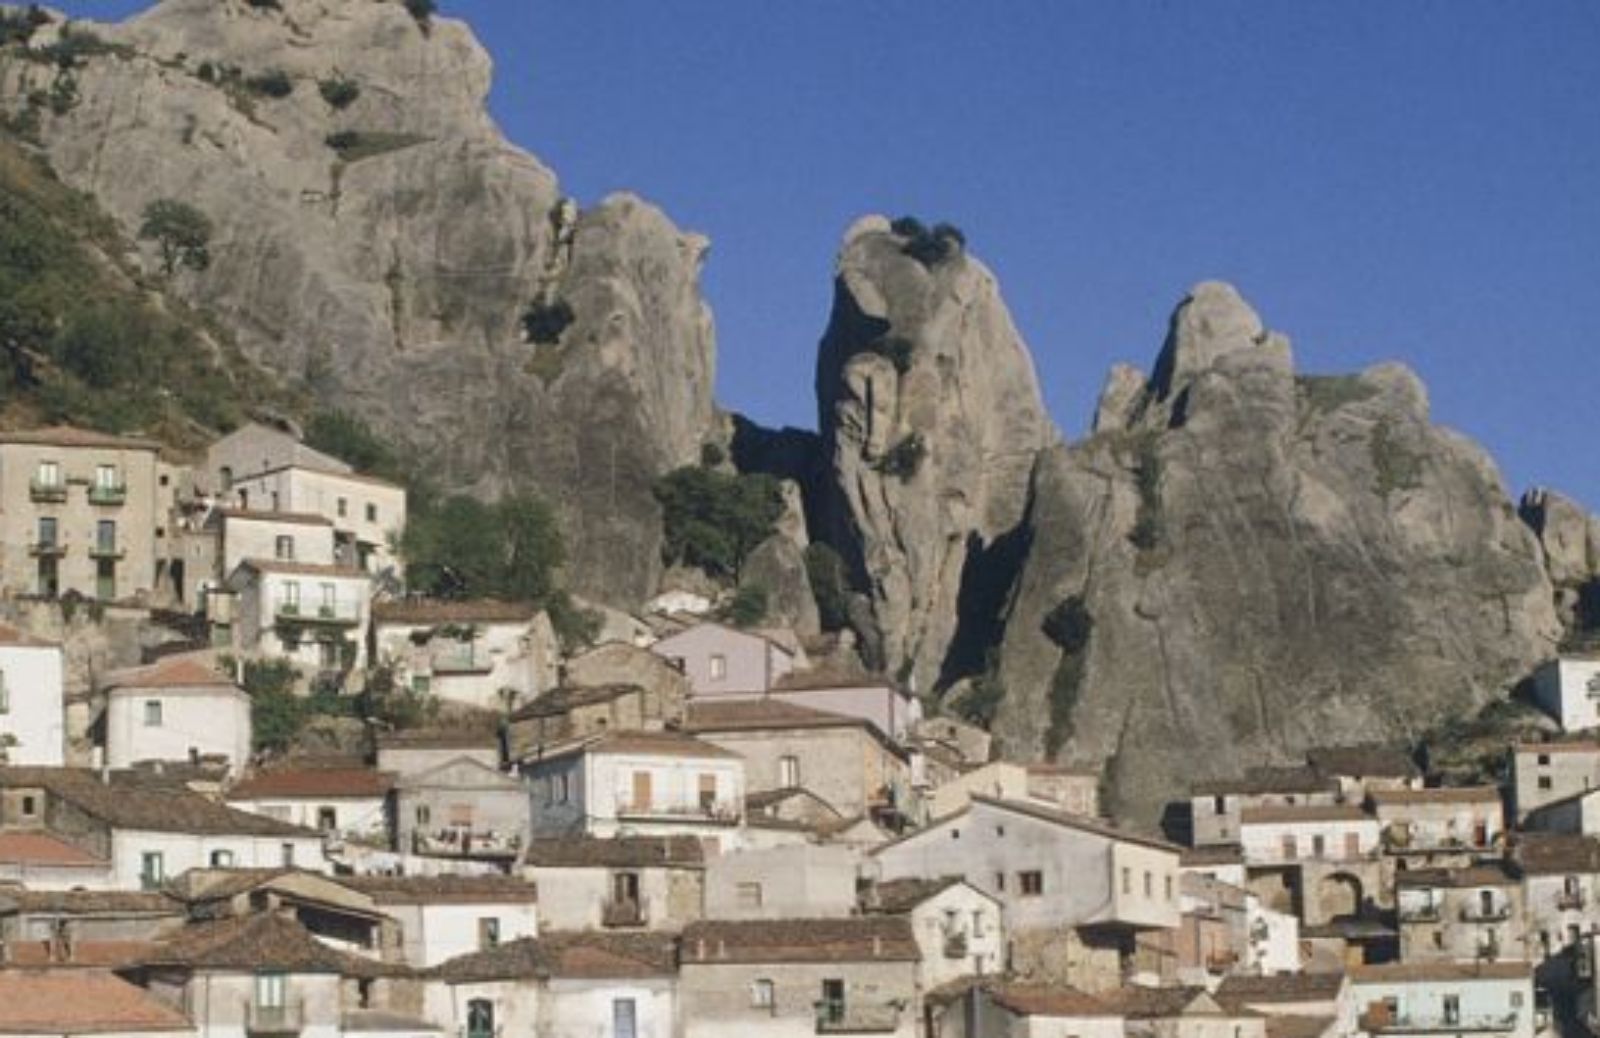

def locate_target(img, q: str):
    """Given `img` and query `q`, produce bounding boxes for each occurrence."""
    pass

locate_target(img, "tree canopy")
[653,465,783,580]
[138,199,212,275]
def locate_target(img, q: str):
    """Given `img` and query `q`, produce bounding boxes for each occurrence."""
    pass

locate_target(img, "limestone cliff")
[815,216,1056,691]
[1,0,715,603]
[992,283,1564,821]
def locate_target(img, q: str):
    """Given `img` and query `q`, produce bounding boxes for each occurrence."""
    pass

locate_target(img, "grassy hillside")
[0,129,296,453]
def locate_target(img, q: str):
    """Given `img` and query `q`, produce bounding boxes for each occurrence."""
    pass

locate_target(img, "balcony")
[1398,904,1441,923]
[28,541,66,558]
[245,1000,304,1036]
[615,801,742,825]
[1360,1012,1518,1035]
[1558,890,1587,911]
[942,931,968,959]
[28,479,66,503]
[412,828,522,859]
[815,1001,904,1034]
[431,650,491,675]
[88,483,127,506]
[1460,904,1511,923]
[602,898,647,928]
[274,600,361,626]
[89,541,124,560]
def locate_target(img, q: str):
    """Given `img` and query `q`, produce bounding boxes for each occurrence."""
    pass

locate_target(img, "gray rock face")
[3,0,714,604]
[994,284,1563,822]
[1520,488,1600,635]
[815,219,1055,691]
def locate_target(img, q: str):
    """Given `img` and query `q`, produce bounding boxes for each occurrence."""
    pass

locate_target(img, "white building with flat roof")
[0,623,63,766]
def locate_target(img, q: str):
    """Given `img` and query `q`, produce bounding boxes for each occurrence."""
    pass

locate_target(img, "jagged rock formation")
[992,283,1564,821]
[1,0,715,603]
[1520,488,1600,638]
[815,216,1055,691]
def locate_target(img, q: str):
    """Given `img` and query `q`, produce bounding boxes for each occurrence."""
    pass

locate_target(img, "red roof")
[228,768,395,800]
[0,832,105,867]
[104,656,239,693]
[219,508,334,527]
[0,622,57,648]
[0,970,191,1032]
[1,939,159,968]
[0,424,161,451]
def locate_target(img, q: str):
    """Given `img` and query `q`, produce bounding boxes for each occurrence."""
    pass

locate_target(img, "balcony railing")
[602,898,647,928]
[1558,891,1587,911]
[89,541,124,560]
[431,650,491,674]
[1460,904,1511,923]
[275,600,360,625]
[1361,1013,1517,1035]
[245,999,304,1035]
[28,479,66,503]
[412,829,522,858]
[1398,904,1441,922]
[88,483,127,505]
[814,1001,903,1034]
[942,932,968,959]
[615,801,742,824]
[28,541,66,558]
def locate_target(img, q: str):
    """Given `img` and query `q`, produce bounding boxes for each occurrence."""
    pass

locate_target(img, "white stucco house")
[339,874,541,967]
[0,623,64,766]
[223,559,372,679]
[648,621,799,696]
[371,599,559,712]
[1532,655,1600,733]
[1348,962,1535,1038]
[101,655,251,774]
[225,766,394,846]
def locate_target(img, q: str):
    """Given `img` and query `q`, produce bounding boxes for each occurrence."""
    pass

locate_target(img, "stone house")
[169,869,395,964]
[214,508,337,577]
[225,766,394,846]
[706,843,858,921]
[520,729,745,852]
[0,622,64,766]
[1214,972,1354,1036]
[223,559,372,682]
[336,874,541,969]
[0,970,196,1038]
[680,916,922,1038]
[1189,767,1343,848]
[424,932,677,1038]
[1097,985,1268,1038]
[1025,764,1102,818]
[649,621,798,696]
[945,982,1124,1038]
[925,761,1098,823]
[1236,805,1383,926]
[765,668,923,741]
[371,599,559,712]
[1136,872,1253,985]
[1531,654,1600,733]
[392,756,526,863]
[562,641,692,712]
[0,426,163,602]
[1349,962,1536,1038]
[1395,863,1529,964]
[507,683,681,757]
[375,730,501,779]
[1370,787,1505,861]
[0,888,184,946]
[1513,832,1600,970]
[1305,745,1423,800]
[101,656,251,775]
[0,829,113,889]
[1511,739,1600,823]
[686,698,915,825]
[1524,787,1600,836]
[521,835,705,932]
[863,876,1007,990]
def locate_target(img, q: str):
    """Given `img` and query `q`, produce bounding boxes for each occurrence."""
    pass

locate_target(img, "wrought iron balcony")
[275,600,360,625]
[602,898,647,928]
[28,540,66,557]
[88,483,127,505]
[1558,890,1587,911]
[1460,904,1511,923]
[89,540,124,560]
[244,999,304,1036]
[814,1001,903,1034]
[615,800,742,824]
[412,828,522,858]
[1398,903,1441,922]
[1360,1012,1517,1035]
[28,479,66,503]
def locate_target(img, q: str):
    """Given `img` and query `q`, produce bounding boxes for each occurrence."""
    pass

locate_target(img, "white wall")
[111,829,329,888]
[420,902,539,967]
[0,643,64,766]
[1535,658,1600,733]
[228,795,389,841]
[1239,818,1380,865]
[911,885,1006,988]
[544,979,676,1038]
[221,514,336,574]
[1350,974,1533,1038]
[106,687,251,772]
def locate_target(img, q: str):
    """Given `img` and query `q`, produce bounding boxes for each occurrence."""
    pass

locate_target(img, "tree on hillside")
[402,493,565,603]
[138,199,212,275]
[652,465,783,580]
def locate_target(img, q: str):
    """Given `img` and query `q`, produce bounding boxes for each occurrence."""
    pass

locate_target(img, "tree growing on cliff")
[653,466,782,580]
[402,492,565,604]
[138,199,212,275]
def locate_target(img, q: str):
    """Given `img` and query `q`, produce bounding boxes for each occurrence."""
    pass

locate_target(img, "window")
[779,755,800,788]
[994,872,1005,892]
[318,640,339,670]
[612,997,637,1038]
[281,842,295,867]
[0,672,8,714]
[1165,875,1174,902]
[320,582,336,612]
[466,999,494,1038]
[1143,871,1153,897]
[1213,795,1226,814]
[415,804,431,826]
[1480,890,1496,916]
[35,461,60,488]
[20,794,35,817]
[37,517,57,547]
[1432,931,1444,949]
[1281,835,1297,860]
[819,979,846,1026]
[96,558,116,601]
[1539,776,1554,790]
[478,917,500,949]
[709,653,727,680]
[1121,867,1131,894]
[1019,870,1044,896]
[1345,832,1362,858]
[1312,835,1326,857]
[96,519,116,553]
[630,770,653,811]
[995,825,1005,837]
[220,465,234,491]
[270,491,280,510]
[255,971,286,1009]
[140,851,164,889]
[365,503,378,523]
[1510,992,1524,1009]
[1539,753,1552,766]
[210,849,234,867]
[337,497,348,518]
[284,582,301,608]
[750,979,775,1009]
[1443,995,1460,1025]
[971,909,986,937]
[316,807,337,832]
[554,773,570,804]
[144,700,163,727]
[95,464,118,489]
[274,535,294,560]
[737,882,763,908]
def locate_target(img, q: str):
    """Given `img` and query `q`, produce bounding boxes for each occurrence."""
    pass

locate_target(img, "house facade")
[521,835,705,932]
[394,756,527,863]
[371,599,559,712]
[1396,864,1530,964]
[101,656,251,774]
[1511,740,1600,823]
[649,622,797,696]
[225,766,394,846]
[1348,962,1536,1038]
[0,624,64,766]
[224,559,371,679]
[1532,655,1600,733]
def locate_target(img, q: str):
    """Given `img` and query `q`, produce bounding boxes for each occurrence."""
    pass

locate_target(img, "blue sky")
[61,2,1600,510]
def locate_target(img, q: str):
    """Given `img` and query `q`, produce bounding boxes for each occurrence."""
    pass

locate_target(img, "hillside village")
[0,418,1597,1037]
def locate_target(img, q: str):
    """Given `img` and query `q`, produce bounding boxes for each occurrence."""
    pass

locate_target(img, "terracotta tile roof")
[219,508,334,527]
[2,938,160,968]
[1265,1016,1338,1038]
[0,424,161,451]
[0,622,57,648]
[1514,739,1600,756]
[0,831,105,866]
[771,668,893,692]
[1025,762,1100,778]
[511,684,642,720]
[681,917,919,964]
[1395,863,1520,888]
[336,875,539,905]
[521,835,705,869]
[686,698,870,732]
[0,768,320,838]
[0,970,191,1032]
[432,932,677,983]
[103,656,238,693]
[373,599,540,625]
[1240,805,1372,825]
[1349,961,1532,983]
[138,913,380,975]
[1369,786,1501,805]
[539,729,739,761]
[235,558,367,578]
[1181,846,1245,867]
[1514,832,1600,874]
[1096,986,1220,1019]
[1306,745,1420,780]
[1193,766,1339,797]
[377,729,499,750]
[971,796,1182,853]
[986,983,1117,1018]
[0,889,181,916]
[1215,973,1346,1006]
[865,876,992,914]
[227,768,395,800]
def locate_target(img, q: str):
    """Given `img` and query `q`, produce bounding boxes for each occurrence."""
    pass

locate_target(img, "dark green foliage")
[891,216,967,268]
[33,27,126,70]
[724,584,768,628]
[1041,594,1092,653]
[244,0,282,9]
[0,6,51,46]
[235,657,303,752]
[804,542,852,631]
[245,69,294,98]
[305,411,402,480]
[1128,434,1164,551]
[196,61,217,83]
[876,434,926,481]
[404,0,437,25]
[521,297,574,346]
[324,130,428,162]
[138,198,212,275]
[1042,594,1092,754]
[956,655,1005,727]
[318,76,360,110]
[545,589,602,653]
[362,666,438,730]
[653,466,784,580]
[699,442,725,468]
[402,492,565,603]
[1371,419,1424,497]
